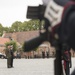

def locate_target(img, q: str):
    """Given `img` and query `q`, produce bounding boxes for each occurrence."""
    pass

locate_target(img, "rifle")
[24,4,72,75]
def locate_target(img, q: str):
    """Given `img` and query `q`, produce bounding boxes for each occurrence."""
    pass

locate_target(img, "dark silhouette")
[10,45,14,67]
[5,45,14,68]
[42,51,45,58]
[46,51,49,58]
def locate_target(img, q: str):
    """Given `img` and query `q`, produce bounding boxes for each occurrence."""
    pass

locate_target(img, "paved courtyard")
[0,58,75,75]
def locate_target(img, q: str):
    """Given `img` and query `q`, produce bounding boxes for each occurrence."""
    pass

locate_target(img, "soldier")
[5,45,11,68]
[10,45,14,68]
[5,45,14,68]
[42,51,45,58]
[46,51,49,58]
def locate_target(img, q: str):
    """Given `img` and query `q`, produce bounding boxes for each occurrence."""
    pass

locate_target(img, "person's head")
[7,45,11,49]
[10,45,13,49]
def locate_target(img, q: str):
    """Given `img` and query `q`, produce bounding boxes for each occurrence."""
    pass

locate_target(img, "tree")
[0,19,44,35]
[11,21,22,32]
[0,23,4,36]
[3,27,10,33]
[5,41,17,52]
[22,20,41,31]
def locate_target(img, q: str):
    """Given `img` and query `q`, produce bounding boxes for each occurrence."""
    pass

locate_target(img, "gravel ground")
[0,58,75,75]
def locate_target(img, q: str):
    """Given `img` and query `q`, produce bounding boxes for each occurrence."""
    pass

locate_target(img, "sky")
[0,0,43,27]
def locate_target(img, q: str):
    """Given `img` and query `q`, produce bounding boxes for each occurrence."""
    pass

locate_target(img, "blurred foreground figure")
[71,69,75,75]
[25,0,75,75]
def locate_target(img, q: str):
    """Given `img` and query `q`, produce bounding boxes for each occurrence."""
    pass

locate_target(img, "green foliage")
[0,23,4,36]
[22,43,24,51]
[11,21,22,32]
[5,41,17,52]
[33,47,38,51]
[3,27,9,33]
[0,19,44,35]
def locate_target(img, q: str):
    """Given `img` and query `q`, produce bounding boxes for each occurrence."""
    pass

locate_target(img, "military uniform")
[10,47,14,67]
[6,48,11,68]
[5,45,14,68]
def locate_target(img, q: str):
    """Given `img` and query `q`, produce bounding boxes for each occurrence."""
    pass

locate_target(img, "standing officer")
[5,45,14,68]
[10,45,14,68]
[5,45,11,68]
[42,51,45,58]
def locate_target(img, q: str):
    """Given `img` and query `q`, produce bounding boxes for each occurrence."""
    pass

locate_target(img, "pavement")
[0,58,75,75]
